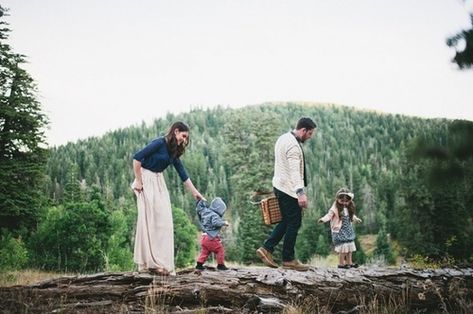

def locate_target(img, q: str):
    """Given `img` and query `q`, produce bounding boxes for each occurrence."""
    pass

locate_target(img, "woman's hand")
[184,179,206,201]
[133,180,143,193]
[193,191,206,201]
[132,160,143,193]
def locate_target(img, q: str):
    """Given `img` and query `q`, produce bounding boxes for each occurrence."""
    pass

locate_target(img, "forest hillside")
[22,102,470,272]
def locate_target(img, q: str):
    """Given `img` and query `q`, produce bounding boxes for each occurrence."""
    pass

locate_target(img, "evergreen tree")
[393,122,473,262]
[393,149,438,257]
[353,237,366,265]
[359,181,377,232]
[0,231,28,270]
[222,110,280,263]
[105,209,134,271]
[173,206,198,268]
[315,233,330,257]
[297,212,328,262]
[63,165,84,203]
[0,6,48,235]
[446,10,473,69]
[373,227,395,265]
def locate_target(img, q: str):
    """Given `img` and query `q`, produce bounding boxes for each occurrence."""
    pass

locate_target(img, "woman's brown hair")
[165,121,189,159]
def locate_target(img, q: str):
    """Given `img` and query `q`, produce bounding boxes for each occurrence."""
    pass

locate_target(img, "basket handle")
[249,190,274,205]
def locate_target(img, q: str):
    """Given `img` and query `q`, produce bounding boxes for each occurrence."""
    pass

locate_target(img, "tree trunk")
[1,267,472,313]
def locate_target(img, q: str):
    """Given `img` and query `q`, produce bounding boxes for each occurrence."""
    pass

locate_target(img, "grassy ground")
[307,234,382,268]
[359,234,378,256]
[0,269,74,287]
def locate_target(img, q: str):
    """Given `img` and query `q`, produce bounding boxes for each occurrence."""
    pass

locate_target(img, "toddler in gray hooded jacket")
[195,197,229,271]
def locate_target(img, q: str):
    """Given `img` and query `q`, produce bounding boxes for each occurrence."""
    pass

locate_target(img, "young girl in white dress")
[319,188,362,268]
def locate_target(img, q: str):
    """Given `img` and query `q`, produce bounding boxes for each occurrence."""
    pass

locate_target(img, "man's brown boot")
[282,260,310,271]
[256,247,278,268]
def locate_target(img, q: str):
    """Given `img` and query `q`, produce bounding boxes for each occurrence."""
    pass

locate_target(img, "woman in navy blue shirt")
[132,121,204,275]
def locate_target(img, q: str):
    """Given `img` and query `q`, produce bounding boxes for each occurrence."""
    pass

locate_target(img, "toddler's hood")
[209,197,226,216]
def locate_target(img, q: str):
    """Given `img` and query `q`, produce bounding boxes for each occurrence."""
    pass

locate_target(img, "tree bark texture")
[1,267,472,313]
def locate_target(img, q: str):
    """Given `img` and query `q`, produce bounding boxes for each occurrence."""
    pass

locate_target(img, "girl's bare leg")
[347,252,353,265]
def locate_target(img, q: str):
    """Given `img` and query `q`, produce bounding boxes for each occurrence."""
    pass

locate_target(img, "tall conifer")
[0,6,48,235]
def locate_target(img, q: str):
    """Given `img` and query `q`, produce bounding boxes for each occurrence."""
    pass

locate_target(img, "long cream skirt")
[132,168,175,275]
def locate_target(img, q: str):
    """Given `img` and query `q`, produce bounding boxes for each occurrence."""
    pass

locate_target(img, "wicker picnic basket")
[251,192,282,225]
[260,195,282,225]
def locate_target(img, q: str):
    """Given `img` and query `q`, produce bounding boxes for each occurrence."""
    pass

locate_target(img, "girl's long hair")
[165,121,189,159]
[336,200,356,222]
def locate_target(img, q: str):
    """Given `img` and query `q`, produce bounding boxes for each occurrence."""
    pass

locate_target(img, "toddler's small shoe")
[217,264,229,271]
[195,262,205,271]
[337,264,350,269]
[349,263,359,268]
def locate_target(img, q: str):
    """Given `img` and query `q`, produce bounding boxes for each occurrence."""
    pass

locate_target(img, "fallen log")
[1,266,472,313]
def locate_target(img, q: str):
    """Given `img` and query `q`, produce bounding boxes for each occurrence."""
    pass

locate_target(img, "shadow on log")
[1,266,472,313]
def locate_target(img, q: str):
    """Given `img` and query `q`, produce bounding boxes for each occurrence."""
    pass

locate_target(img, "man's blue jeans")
[263,187,302,262]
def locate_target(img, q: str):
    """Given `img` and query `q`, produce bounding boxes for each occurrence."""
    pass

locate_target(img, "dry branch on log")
[1,266,472,313]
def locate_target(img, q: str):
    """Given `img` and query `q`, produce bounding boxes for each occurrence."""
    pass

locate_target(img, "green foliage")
[39,103,472,267]
[0,6,48,235]
[353,237,366,265]
[63,165,86,203]
[297,215,328,262]
[446,11,473,69]
[220,110,282,263]
[393,121,473,262]
[173,206,198,268]
[315,234,331,257]
[238,206,272,263]
[373,228,395,265]
[408,254,457,269]
[105,209,134,271]
[29,200,111,272]
[0,231,28,271]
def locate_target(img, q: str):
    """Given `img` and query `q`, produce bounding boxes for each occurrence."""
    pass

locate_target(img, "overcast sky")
[3,0,473,146]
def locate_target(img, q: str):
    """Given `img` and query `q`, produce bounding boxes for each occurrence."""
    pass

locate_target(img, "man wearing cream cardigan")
[257,117,317,271]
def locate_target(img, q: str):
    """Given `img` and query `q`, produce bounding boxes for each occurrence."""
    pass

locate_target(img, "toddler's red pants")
[197,234,225,265]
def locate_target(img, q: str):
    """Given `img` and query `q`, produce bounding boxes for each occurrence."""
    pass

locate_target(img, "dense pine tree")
[0,6,48,235]
[221,110,281,263]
